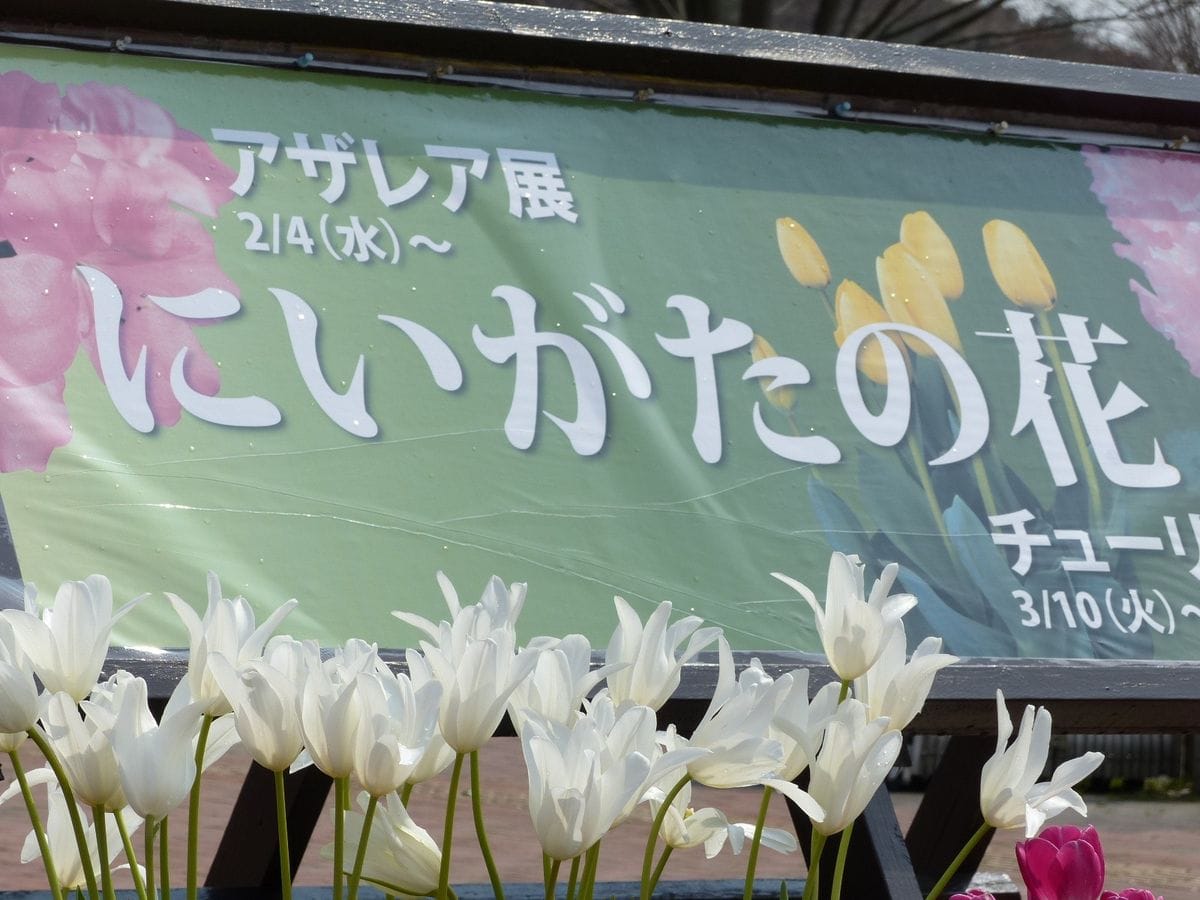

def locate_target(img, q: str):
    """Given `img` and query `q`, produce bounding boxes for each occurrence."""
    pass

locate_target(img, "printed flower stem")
[1038,310,1102,519]
[469,750,504,900]
[274,770,293,900]
[333,776,348,900]
[186,714,214,900]
[830,820,854,900]
[158,817,170,900]
[346,793,378,900]
[543,857,561,900]
[647,844,673,896]
[115,809,149,900]
[28,728,99,900]
[742,785,775,900]
[905,433,956,559]
[923,822,991,900]
[437,753,466,900]
[143,819,155,900]
[800,831,827,900]
[92,805,117,900]
[818,286,837,323]
[8,749,64,900]
[640,774,690,900]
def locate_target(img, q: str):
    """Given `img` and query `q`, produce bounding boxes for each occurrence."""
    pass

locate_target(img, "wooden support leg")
[904,735,995,897]
[788,782,922,899]
[206,762,332,888]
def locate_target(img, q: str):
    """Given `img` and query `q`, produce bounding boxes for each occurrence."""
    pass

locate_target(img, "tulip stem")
[186,714,213,900]
[580,841,601,900]
[346,793,377,900]
[800,831,826,900]
[648,845,673,896]
[273,769,293,900]
[640,775,690,900]
[28,728,100,900]
[333,777,348,900]
[837,680,851,704]
[742,785,775,900]
[830,821,854,900]
[1037,310,1102,520]
[159,816,170,900]
[437,753,466,900]
[469,750,505,900]
[115,809,149,900]
[92,805,117,900]
[8,748,64,900]
[401,782,414,806]
[144,818,156,900]
[544,857,562,900]
[923,821,991,900]
[565,855,581,900]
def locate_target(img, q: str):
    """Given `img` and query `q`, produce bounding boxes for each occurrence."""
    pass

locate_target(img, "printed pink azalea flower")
[1083,146,1200,378]
[1015,824,1105,900]
[1100,891,1163,900]
[0,70,238,470]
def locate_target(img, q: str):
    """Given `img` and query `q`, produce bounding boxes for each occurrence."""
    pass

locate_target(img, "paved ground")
[0,739,1195,897]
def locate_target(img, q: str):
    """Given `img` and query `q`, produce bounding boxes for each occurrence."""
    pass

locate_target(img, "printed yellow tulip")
[749,334,797,411]
[900,211,963,300]
[833,279,900,385]
[876,244,963,355]
[982,219,1056,310]
[776,217,830,288]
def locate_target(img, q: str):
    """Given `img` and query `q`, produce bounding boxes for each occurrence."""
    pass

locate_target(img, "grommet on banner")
[1166,135,1190,150]
[829,100,852,117]
[113,36,132,51]
[295,52,315,68]
[989,120,1009,136]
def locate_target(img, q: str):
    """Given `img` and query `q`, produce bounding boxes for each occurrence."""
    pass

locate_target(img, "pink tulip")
[1101,891,1163,900]
[1016,825,1105,900]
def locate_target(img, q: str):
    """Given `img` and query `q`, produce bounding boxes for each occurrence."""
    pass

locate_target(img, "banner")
[2,43,1199,659]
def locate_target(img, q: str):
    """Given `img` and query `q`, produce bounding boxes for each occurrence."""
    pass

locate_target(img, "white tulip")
[646,778,797,858]
[209,652,304,772]
[0,619,38,740]
[522,704,655,861]
[167,572,297,716]
[394,572,526,642]
[419,621,538,753]
[42,672,144,810]
[400,649,457,785]
[772,553,917,681]
[352,668,441,797]
[110,676,204,819]
[854,626,958,733]
[772,669,841,781]
[327,791,442,896]
[603,597,721,711]
[295,640,381,779]
[508,634,618,732]
[3,576,142,701]
[675,640,824,823]
[804,698,901,836]
[980,690,1104,838]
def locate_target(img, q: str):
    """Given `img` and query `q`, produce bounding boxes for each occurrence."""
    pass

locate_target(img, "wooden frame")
[3,1,1200,896]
